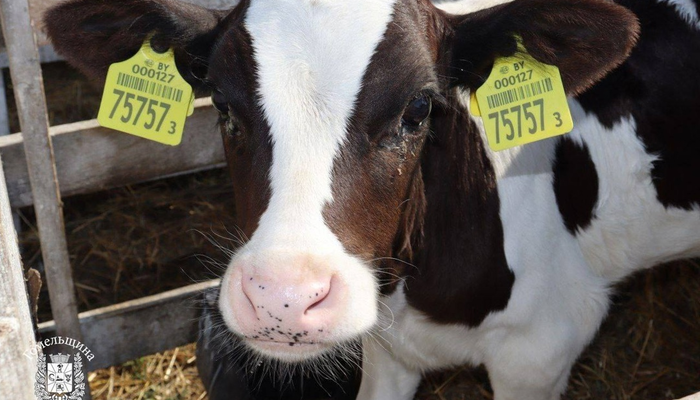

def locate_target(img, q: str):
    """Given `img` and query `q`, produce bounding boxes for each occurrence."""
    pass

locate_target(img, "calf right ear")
[44,0,232,88]
[443,0,639,95]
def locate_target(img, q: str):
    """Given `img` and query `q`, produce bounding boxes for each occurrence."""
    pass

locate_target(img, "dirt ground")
[8,61,700,399]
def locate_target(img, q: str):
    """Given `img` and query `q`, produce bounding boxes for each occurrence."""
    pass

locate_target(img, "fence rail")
[0,99,223,208]
[38,280,220,372]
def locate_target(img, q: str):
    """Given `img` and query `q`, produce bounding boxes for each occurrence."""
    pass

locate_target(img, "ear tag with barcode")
[97,39,194,146]
[471,42,573,152]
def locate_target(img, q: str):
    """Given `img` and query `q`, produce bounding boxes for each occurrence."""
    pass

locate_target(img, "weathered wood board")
[0,99,225,208]
[38,280,221,372]
[0,155,38,400]
[1,0,83,340]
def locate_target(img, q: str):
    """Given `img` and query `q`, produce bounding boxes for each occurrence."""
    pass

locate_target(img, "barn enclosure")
[0,0,229,398]
[0,0,698,399]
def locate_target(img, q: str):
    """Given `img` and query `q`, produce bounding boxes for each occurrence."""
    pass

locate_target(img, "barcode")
[116,72,184,102]
[486,78,553,108]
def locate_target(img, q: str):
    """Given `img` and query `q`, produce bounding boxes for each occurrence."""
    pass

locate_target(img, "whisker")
[376,298,396,332]
[368,256,420,272]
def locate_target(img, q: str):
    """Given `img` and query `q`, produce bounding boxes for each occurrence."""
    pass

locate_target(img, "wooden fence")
[0,0,233,397]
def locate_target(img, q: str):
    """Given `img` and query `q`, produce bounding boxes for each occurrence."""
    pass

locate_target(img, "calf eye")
[401,94,432,127]
[212,90,228,115]
[212,90,242,138]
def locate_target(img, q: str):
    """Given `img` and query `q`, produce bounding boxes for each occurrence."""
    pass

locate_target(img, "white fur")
[358,93,700,400]
[568,101,700,281]
[434,0,513,14]
[434,0,700,29]
[219,0,398,355]
[659,0,700,28]
[357,332,422,400]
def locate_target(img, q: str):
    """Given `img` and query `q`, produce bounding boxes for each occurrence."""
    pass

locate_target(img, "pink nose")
[234,273,335,344]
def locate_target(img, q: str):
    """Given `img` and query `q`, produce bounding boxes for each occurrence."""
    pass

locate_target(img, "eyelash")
[419,89,447,108]
[211,95,236,132]
[216,110,243,138]
[216,112,229,126]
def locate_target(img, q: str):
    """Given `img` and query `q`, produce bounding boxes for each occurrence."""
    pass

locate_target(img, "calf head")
[47,0,638,365]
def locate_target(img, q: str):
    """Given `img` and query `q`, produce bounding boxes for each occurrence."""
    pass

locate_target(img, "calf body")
[363,3,700,399]
[44,0,699,398]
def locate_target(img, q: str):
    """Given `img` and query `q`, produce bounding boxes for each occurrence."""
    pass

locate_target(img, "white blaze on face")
[218,0,398,351]
[244,0,398,251]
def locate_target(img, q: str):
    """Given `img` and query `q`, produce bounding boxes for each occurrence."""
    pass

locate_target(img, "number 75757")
[487,99,562,144]
[109,89,172,133]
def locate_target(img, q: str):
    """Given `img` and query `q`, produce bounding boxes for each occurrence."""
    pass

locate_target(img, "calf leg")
[487,360,571,400]
[357,337,422,400]
[484,323,595,400]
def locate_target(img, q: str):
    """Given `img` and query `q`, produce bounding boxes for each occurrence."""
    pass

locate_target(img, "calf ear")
[445,0,639,95]
[44,0,231,88]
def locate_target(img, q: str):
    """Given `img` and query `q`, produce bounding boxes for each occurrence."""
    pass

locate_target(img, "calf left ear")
[44,0,233,89]
[444,0,639,95]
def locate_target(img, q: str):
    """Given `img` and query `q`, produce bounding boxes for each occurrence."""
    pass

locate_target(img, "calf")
[45,0,700,398]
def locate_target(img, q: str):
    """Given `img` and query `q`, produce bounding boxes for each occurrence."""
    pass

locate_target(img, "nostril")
[304,281,331,315]
[304,297,325,314]
[244,291,256,313]
[241,277,257,314]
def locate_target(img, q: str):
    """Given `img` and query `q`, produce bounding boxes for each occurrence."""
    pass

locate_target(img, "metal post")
[0,0,82,341]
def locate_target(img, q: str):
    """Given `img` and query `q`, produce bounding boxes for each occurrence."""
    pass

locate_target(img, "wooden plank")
[0,43,61,69]
[0,155,38,400]
[38,280,221,372]
[0,99,224,208]
[0,0,82,340]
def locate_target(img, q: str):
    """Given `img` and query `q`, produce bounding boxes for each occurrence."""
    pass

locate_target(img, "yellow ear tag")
[97,39,194,146]
[472,41,573,152]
